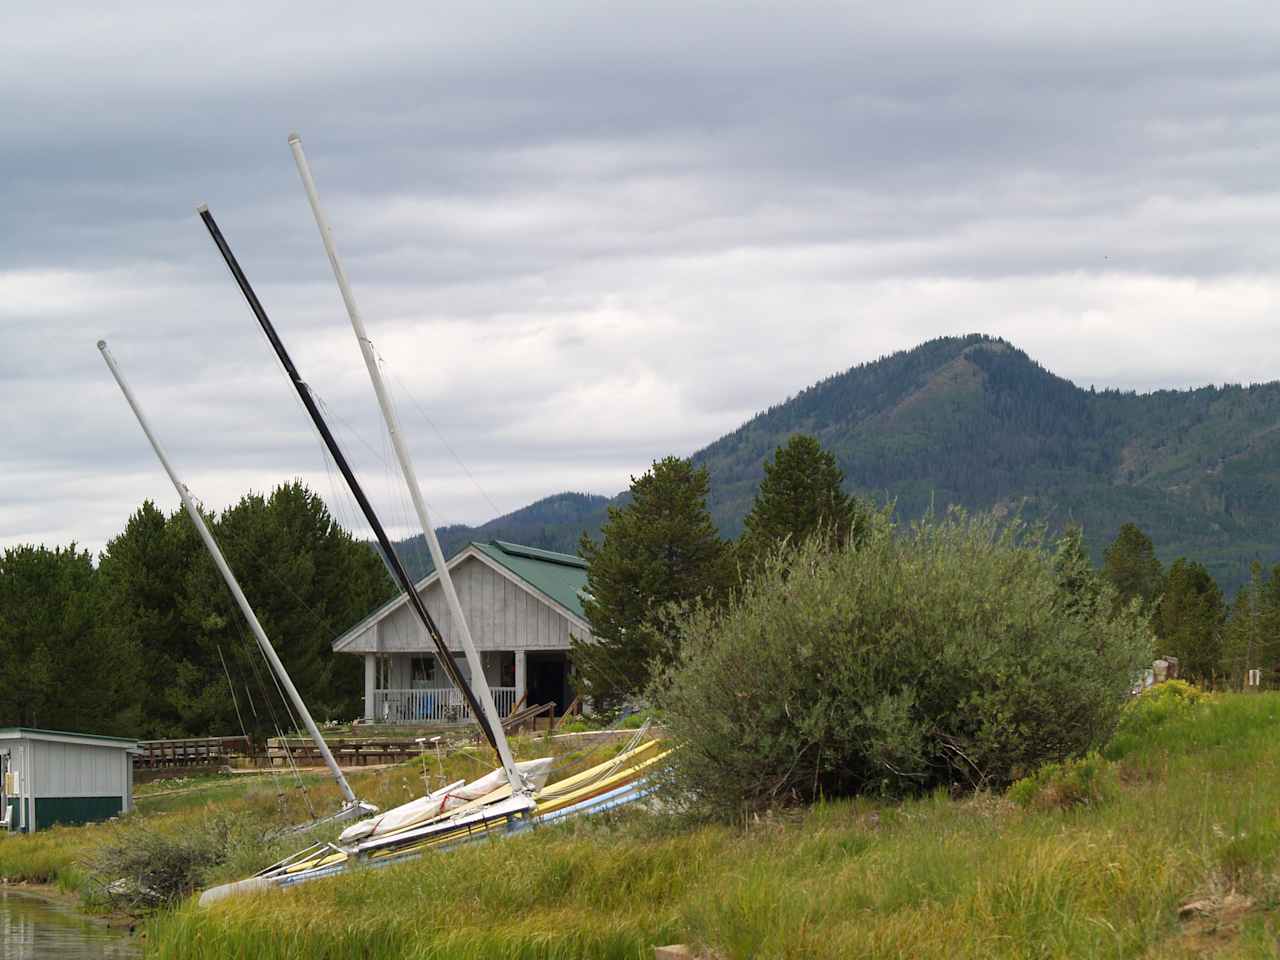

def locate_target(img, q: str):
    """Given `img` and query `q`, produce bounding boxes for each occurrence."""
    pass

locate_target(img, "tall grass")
[145,692,1280,959]
[0,730,616,903]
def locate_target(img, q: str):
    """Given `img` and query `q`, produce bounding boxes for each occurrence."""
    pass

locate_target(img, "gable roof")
[331,540,589,651]
[473,541,588,619]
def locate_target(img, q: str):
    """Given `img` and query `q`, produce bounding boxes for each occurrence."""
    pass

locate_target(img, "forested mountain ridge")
[395,335,1280,593]
[392,492,611,580]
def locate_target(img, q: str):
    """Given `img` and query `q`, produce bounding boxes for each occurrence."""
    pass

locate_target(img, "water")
[0,889,139,959]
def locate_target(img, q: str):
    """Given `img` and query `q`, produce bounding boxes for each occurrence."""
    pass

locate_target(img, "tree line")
[0,482,393,738]
[4,431,1272,739]
[573,435,1280,705]
[1100,521,1280,686]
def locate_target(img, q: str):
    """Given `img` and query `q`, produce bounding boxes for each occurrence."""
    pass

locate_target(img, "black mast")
[196,204,501,753]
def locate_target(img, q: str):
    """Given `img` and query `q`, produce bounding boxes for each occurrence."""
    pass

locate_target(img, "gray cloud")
[5,1,1280,553]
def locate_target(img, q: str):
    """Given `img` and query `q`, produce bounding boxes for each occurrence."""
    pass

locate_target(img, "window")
[411,656,435,688]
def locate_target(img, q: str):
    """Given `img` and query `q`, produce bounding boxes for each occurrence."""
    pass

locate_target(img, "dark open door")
[526,651,571,715]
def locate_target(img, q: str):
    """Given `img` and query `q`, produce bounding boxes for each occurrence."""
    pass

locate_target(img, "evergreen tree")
[1102,523,1164,613]
[96,501,200,737]
[1052,525,1105,621]
[176,482,395,737]
[572,457,731,707]
[737,434,868,572]
[1155,558,1226,683]
[1223,561,1280,687]
[0,544,139,732]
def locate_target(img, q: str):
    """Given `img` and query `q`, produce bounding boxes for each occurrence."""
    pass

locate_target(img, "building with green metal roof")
[332,541,591,723]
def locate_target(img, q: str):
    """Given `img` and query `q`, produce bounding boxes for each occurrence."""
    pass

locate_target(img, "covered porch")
[362,649,573,724]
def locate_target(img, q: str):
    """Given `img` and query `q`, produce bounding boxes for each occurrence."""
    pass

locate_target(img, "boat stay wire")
[216,585,316,817]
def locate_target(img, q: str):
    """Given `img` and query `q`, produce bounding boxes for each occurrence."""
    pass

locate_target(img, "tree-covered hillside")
[393,492,611,581]
[395,335,1280,593]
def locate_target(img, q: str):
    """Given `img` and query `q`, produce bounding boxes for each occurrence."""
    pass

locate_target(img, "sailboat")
[179,136,667,903]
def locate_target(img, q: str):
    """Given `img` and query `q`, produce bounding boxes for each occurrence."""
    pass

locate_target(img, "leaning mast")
[97,340,368,813]
[286,133,525,792]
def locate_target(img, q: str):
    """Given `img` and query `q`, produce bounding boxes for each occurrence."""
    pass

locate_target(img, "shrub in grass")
[1007,753,1114,810]
[1104,678,1210,761]
[618,711,654,730]
[654,511,1152,813]
[89,810,272,909]
[1120,679,1205,733]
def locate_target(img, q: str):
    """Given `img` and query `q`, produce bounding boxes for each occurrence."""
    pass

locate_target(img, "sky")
[4,1,1280,555]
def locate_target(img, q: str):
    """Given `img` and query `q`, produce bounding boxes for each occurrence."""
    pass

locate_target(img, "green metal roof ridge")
[0,727,138,744]
[491,540,587,569]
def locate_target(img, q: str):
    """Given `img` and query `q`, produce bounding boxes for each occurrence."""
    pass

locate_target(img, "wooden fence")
[265,737,425,768]
[134,736,255,771]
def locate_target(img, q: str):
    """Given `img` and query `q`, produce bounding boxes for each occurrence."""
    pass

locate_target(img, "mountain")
[391,492,611,581]
[393,335,1280,594]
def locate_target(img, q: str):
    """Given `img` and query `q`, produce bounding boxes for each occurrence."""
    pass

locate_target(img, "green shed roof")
[473,541,589,620]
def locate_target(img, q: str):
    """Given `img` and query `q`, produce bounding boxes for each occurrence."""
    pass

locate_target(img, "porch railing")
[371,687,518,724]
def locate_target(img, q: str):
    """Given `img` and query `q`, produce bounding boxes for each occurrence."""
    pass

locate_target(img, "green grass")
[0,730,628,904]
[141,691,1280,959]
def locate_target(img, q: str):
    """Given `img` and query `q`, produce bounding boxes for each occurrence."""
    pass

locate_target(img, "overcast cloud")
[4,1,1280,554]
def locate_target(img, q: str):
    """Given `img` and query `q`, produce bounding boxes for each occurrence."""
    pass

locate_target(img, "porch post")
[363,653,376,721]
[515,650,527,706]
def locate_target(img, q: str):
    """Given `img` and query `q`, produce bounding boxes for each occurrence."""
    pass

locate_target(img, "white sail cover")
[339,757,554,844]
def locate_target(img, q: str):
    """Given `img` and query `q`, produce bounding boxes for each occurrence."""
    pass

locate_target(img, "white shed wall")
[32,741,130,799]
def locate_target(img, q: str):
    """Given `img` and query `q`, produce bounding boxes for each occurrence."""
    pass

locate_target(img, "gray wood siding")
[345,554,589,654]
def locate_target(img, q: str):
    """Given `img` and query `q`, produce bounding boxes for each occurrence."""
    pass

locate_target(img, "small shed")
[0,728,138,833]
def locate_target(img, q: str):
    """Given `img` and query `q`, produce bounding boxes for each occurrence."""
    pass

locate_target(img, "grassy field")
[137,690,1280,959]
[0,730,626,903]
[6,693,1280,957]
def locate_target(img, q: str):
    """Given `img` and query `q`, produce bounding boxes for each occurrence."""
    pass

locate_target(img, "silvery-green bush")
[653,511,1151,814]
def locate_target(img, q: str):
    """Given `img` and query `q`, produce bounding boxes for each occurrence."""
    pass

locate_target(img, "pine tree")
[1155,558,1226,683]
[1053,525,1104,620]
[95,501,199,737]
[0,544,139,732]
[1223,562,1280,688]
[1102,523,1164,613]
[572,457,731,707]
[737,434,867,573]
[177,482,395,737]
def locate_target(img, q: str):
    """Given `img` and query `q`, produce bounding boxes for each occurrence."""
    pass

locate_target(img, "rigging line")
[312,426,398,592]
[378,347,508,521]
[309,374,468,549]
[217,643,251,750]
[319,381,458,534]
[314,383,457,568]
[314,419,359,549]
[217,582,315,816]
[209,512,348,668]
[231,628,310,814]
[311,389,391,469]
[383,411,427,574]
[241,680,290,804]
[217,641,290,801]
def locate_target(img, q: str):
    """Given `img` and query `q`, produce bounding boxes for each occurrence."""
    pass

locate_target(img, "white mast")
[287,133,526,793]
[98,339,370,813]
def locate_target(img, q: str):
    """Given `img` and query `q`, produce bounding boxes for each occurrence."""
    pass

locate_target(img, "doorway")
[526,651,572,715]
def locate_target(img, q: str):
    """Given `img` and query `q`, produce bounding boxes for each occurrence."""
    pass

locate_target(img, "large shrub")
[653,511,1152,813]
